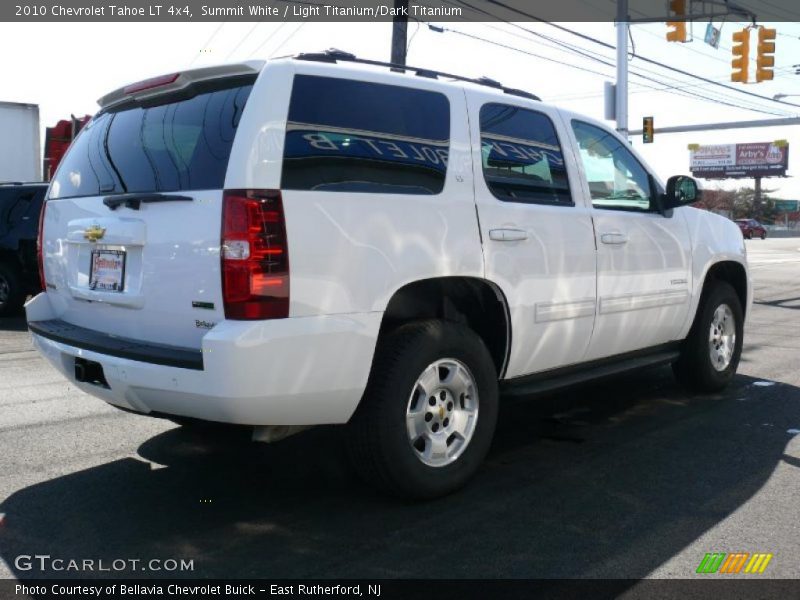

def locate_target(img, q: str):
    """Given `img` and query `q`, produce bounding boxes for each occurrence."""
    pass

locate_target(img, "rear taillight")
[37,200,47,291]
[221,190,289,320]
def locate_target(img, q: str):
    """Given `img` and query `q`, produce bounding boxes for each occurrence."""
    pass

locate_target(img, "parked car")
[27,52,751,498]
[735,218,767,239]
[0,182,47,316]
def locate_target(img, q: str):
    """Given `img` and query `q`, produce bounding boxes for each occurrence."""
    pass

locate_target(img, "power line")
[435,25,790,117]
[550,2,800,91]
[755,0,800,21]
[437,0,794,114]
[484,0,800,110]
[480,18,798,98]
[635,25,732,66]
[224,22,263,61]
[439,26,619,78]
[269,23,307,58]
[189,21,226,66]
[448,2,794,115]
[249,22,289,57]
[407,20,422,53]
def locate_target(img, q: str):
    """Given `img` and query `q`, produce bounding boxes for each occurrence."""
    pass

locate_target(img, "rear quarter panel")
[225,61,484,318]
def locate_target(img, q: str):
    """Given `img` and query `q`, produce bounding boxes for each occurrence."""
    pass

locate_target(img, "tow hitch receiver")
[74,357,110,389]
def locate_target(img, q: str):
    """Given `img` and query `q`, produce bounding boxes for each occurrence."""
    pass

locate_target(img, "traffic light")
[666,0,687,42]
[643,116,654,144]
[756,27,776,82]
[731,28,750,83]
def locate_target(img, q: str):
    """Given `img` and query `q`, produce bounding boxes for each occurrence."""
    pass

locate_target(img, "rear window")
[281,75,450,195]
[49,82,253,200]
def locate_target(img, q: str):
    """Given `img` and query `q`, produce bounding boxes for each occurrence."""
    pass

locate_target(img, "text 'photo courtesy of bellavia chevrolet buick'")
[27,50,751,499]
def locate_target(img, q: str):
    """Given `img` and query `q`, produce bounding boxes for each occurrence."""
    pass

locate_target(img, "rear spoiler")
[97,60,264,111]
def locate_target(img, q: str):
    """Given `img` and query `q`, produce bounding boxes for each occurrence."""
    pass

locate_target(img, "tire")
[0,262,26,317]
[745,231,752,239]
[347,320,498,499]
[672,281,743,393]
[761,231,766,240]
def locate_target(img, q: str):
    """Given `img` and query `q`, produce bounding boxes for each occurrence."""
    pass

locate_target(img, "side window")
[282,75,450,195]
[2,190,30,226]
[571,120,654,212]
[479,103,572,205]
[0,189,13,229]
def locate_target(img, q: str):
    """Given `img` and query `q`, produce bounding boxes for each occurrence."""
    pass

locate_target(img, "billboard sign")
[690,142,789,178]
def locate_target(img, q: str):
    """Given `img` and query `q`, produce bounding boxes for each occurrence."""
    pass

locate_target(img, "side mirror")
[663,175,700,210]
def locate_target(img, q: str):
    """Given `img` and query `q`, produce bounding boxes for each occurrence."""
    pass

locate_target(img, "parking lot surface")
[1,238,799,580]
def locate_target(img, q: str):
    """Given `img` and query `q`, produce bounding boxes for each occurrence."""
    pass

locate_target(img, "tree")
[730,186,777,221]
[695,188,735,216]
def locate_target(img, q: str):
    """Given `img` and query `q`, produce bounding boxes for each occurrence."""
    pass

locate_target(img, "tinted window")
[282,75,450,195]
[0,189,15,209]
[0,187,44,228]
[571,120,654,212]
[50,83,253,200]
[479,103,572,205]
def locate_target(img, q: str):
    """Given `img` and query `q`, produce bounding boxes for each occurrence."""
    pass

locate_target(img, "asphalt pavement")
[1,238,799,581]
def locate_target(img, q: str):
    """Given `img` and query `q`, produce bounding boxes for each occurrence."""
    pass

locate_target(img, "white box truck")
[0,101,41,182]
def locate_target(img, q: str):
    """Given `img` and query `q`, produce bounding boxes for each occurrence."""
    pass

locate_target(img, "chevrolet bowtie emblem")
[83,225,106,243]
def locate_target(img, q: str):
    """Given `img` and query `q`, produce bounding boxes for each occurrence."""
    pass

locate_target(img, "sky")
[1,19,799,198]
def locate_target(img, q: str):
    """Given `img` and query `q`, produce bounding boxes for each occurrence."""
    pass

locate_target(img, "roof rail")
[294,49,541,101]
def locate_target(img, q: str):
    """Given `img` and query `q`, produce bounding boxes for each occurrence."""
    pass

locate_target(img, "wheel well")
[379,277,510,377]
[703,261,748,317]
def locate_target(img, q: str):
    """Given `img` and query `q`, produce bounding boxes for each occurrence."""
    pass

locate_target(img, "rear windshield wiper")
[103,193,194,211]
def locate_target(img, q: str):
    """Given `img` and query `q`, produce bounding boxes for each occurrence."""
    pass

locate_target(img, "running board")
[501,345,680,398]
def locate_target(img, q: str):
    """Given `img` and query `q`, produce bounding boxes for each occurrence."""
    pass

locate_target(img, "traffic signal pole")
[617,0,756,141]
[628,116,800,135]
[391,0,409,68]
[616,0,629,138]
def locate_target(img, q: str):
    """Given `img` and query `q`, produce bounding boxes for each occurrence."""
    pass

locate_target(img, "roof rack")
[294,49,541,101]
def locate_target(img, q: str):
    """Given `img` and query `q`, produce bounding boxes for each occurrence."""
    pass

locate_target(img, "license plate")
[89,249,126,292]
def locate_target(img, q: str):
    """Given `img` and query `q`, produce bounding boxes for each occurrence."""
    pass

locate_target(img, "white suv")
[28,51,751,498]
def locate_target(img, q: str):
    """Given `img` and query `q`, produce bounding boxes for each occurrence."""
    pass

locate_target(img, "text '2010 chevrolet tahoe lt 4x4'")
[27,51,751,499]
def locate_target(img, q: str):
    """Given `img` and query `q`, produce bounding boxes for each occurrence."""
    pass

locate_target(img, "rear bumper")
[28,319,203,370]
[26,293,381,426]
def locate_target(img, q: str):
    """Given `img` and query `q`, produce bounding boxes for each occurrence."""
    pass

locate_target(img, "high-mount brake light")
[221,190,289,320]
[123,73,180,95]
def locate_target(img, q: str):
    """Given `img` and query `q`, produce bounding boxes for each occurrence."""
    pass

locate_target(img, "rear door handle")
[489,228,528,242]
[600,232,628,245]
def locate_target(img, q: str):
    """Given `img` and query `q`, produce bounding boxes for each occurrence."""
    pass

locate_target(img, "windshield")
[50,82,253,200]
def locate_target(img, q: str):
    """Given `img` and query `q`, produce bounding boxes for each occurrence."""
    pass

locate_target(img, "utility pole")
[391,0,409,67]
[616,0,629,138]
[754,176,762,218]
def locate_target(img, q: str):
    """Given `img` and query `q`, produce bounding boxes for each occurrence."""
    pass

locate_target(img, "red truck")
[43,115,90,181]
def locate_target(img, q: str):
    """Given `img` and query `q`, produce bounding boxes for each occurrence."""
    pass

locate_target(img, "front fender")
[679,207,751,339]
